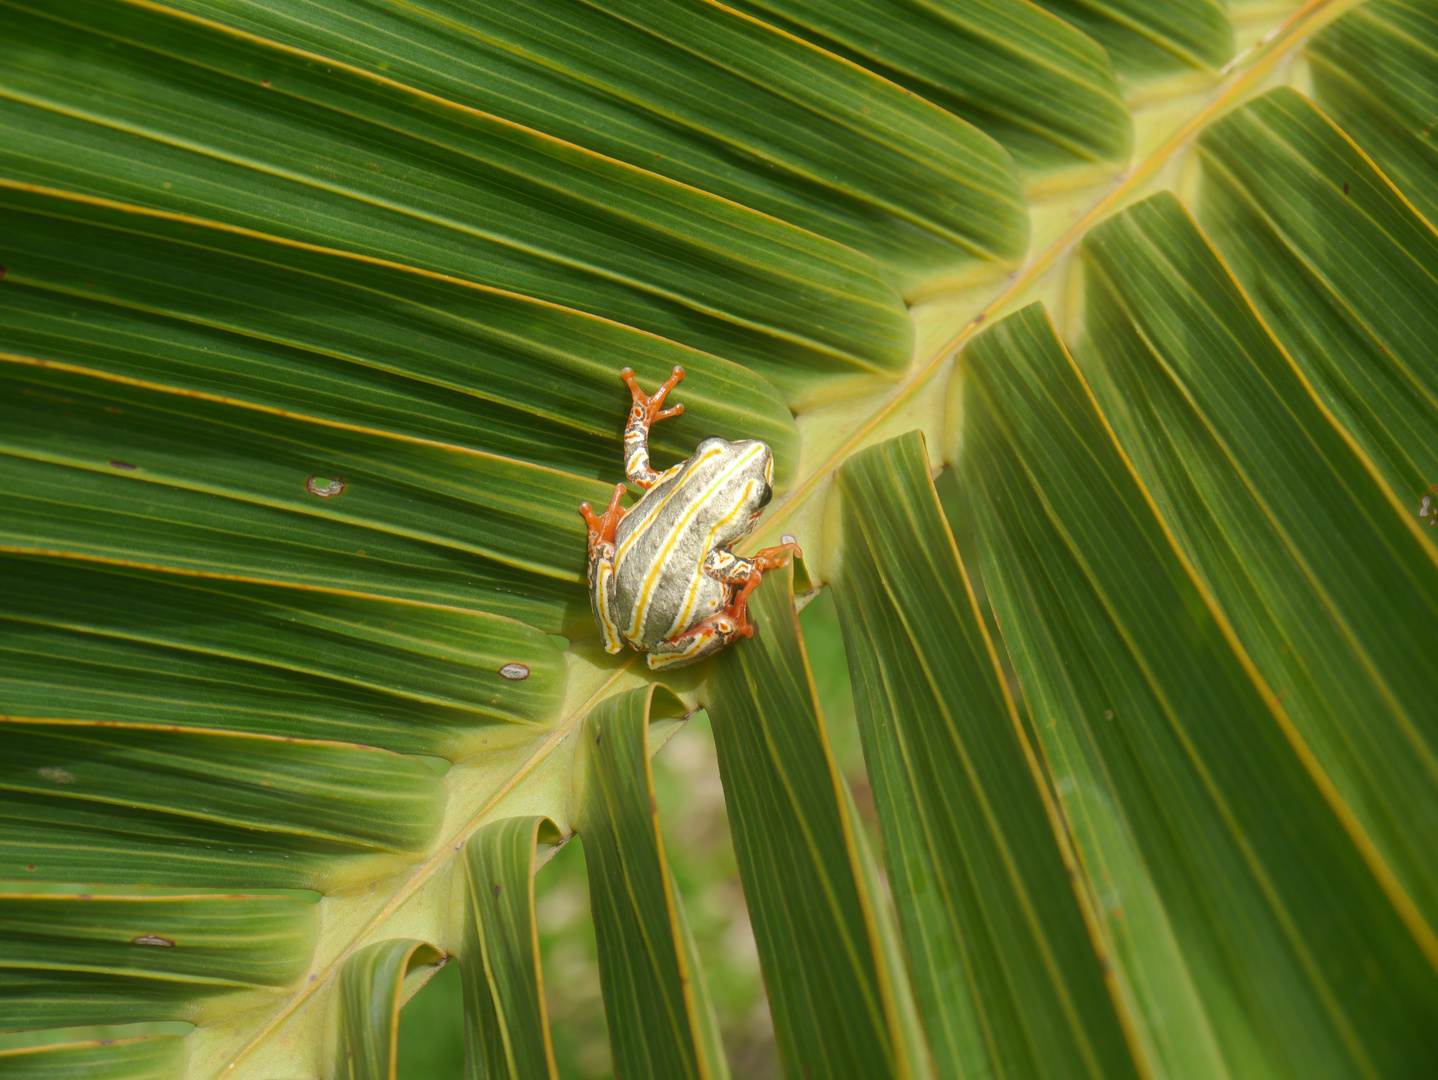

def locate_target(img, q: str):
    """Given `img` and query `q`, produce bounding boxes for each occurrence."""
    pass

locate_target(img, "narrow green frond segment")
[577,686,729,1080]
[1199,88,1438,506]
[0,1036,185,1080]
[338,939,444,1080]
[0,0,914,395]
[1079,188,1438,946]
[154,0,1027,296]
[0,361,596,631]
[728,0,1130,173]
[0,187,799,486]
[706,566,932,1080]
[831,431,1140,1080]
[1029,0,1232,75]
[0,721,446,889]
[962,302,1438,1079]
[0,890,316,1028]
[1308,0,1438,223]
[0,555,562,757]
[460,816,559,1080]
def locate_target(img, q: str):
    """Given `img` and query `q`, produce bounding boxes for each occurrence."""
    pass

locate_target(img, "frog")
[579,365,799,670]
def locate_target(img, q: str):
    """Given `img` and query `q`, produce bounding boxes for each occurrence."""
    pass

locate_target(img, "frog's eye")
[755,482,773,509]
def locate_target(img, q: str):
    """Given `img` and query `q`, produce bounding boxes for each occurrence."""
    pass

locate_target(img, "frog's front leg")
[711,541,802,629]
[580,482,627,653]
[621,365,685,489]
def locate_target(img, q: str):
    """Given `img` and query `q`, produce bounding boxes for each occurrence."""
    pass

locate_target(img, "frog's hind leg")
[646,609,742,670]
[650,541,803,669]
[621,365,685,489]
[579,482,628,654]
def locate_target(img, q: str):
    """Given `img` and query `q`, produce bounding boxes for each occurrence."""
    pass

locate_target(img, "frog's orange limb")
[750,541,801,572]
[621,365,685,489]
[722,542,802,636]
[579,481,627,557]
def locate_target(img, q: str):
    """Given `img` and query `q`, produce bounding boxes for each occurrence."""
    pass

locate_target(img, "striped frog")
[580,366,799,670]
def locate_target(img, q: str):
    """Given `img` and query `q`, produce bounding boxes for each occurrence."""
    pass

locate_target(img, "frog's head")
[737,440,775,527]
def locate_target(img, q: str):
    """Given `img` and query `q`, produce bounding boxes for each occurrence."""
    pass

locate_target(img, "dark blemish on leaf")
[499,662,530,681]
[305,475,346,498]
[38,766,75,784]
[974,312,985,323]
[595,728,603,745]
[110,460,138,471]
[261,79,270,87]
[0,266,6,279]
[131,934,175,947]
[1342,182,1349,195]
[25,865,35,871]
[309,974,317,982]
[493,884,501,899]
[1103,710,1114,721]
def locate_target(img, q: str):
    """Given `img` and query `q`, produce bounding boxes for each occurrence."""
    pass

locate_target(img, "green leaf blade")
[0,721,446,888]
[831,430,1141,1080]
[1197,87,1438,507]
[1308,0,1438,223]
[0,891,317,1029]
[0,0,916,395]
[726,0,1131,174]
[1079,189,1438,935]
[0,1035,186,1080]
[962,300,1438,1080]
[0,556,563,756]
[338,939,444,1080]
[578,686,729,1080]
[1029,0,1233,76]
[153,0,1029,294]
[706,566,932,1080]
[461,816,559,1080]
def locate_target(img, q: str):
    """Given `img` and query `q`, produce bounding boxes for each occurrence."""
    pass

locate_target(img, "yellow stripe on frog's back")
[668,482,758,637]
[614,444,727,568]
[622,443,766,641]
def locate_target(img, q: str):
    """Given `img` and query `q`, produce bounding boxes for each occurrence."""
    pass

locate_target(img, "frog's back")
[612,438,769,647]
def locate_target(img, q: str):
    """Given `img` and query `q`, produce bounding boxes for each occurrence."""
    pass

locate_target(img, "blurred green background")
[396,590,869,1079]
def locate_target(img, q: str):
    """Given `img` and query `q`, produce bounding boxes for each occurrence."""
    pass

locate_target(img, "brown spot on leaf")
[131,934,175,947]
[110,460,138,471]
[305,475,346,498]
[1342,182,1349,195]
[499,662,530,681]
[492,884,501,899]
[38,766,75,784]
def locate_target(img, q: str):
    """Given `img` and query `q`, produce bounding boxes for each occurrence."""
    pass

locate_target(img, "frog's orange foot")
[621,365,685,426]
[579,481,627,556]
[751,541,801,572]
